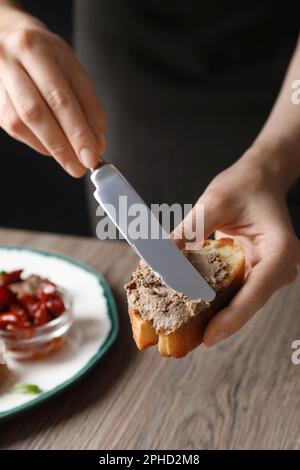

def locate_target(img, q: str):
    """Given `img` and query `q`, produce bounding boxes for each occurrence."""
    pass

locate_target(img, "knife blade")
[91,161,215,302]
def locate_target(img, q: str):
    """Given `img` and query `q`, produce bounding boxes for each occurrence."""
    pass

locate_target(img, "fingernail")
[65,160,85,177]
[99,132,106,154]
[208,330,229,347]
[79,147,97,168]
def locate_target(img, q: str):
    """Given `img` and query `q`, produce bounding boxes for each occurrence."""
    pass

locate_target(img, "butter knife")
[91,160,215,302]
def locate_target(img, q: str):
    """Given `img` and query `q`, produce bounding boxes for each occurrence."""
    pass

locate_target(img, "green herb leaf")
[0,271,4,276]
[11,383,43,395]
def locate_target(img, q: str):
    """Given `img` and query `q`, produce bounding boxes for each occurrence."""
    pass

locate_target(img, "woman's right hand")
[0,6,106,177]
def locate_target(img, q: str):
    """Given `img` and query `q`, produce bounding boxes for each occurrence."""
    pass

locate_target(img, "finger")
[0,79,50,156]
[19,48,101,168]
[0,60,86,177]
[172,191,229,249]
[199,190,236,239]
[285,266,298,285]
[62,50,106,153]
[203,254,293,347]
[171,206,199,249]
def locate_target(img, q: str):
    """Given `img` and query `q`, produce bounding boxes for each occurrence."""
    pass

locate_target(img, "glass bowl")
[0,290,73,360]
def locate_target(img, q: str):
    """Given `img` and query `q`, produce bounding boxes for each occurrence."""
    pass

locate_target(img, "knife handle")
[90,157,106,172]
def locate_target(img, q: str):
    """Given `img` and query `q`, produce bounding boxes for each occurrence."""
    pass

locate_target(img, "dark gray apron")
[74,0,300,234]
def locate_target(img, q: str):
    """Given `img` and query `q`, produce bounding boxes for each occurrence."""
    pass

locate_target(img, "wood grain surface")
[0,228,300,450]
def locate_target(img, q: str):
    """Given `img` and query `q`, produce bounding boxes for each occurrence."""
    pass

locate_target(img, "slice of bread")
[125,238,245,358]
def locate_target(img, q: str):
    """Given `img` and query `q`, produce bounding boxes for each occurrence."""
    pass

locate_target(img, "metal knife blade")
[91,162,215,302]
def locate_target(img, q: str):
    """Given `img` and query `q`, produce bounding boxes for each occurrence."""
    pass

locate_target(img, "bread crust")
[127,238,245,358]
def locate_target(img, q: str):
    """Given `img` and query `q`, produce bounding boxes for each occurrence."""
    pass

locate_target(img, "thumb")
[171,190,227,248]
[199,190,228,239]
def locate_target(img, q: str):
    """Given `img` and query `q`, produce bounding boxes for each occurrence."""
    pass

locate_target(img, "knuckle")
[19,101,41,123]
[68,127,86,141]
[47,143,65,157]
[7,28,38,52]
[45,88,68,111]
[0,44,5,61]
[6,115,24,135]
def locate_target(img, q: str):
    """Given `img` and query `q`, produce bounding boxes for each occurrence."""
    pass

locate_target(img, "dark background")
[0,1,299,237]
[0,0,91,237]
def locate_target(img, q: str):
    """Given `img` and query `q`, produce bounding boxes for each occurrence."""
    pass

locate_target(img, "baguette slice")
[126,238,245,358]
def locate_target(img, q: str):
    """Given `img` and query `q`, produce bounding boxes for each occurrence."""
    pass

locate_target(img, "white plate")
[0,245,118,420]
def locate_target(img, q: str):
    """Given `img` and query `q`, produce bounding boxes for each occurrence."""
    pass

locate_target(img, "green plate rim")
[0,244,119,420]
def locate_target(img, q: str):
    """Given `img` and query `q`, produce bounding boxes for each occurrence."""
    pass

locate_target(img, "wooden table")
[0,228,300,450]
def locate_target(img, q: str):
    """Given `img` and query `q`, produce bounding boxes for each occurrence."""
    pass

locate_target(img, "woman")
[0,0,299,346]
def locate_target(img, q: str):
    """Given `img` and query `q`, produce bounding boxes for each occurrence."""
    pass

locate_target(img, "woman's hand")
[0,6,106,177]
[175,145,300,347]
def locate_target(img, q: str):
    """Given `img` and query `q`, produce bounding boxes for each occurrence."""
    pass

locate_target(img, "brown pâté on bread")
[124,238,245,358]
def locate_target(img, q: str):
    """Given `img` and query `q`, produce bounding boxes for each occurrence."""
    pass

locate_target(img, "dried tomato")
[0,270,65,331]
[34,304,52,326]
[0,285,15,310]
[0,270,23,286]
[46,298,65,317]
